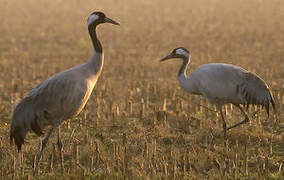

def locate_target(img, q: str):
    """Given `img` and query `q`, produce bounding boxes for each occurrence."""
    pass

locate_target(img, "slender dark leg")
[57,127,64,173]
[227,104,249,130]
[57,127,63,152]
[34,126,56,175]
[219,107,227,138]
[19,149,23,175]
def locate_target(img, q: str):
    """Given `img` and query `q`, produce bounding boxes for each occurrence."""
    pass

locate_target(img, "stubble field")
[0,0,283,179]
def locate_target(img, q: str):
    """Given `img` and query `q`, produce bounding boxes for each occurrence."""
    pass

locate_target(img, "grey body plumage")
[160,47,276,137]
[10,11,119,157]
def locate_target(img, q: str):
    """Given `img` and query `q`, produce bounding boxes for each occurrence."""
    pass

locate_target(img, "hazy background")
[0,0,283,178]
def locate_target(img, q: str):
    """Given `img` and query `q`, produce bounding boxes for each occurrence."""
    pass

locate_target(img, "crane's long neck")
[88,24,104,76]
[88,24,102,53]
[178,56,200,94]
[178,57,190,77]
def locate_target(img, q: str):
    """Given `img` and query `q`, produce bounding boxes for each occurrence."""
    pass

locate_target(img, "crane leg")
[57,127,64,173]
[227,104,249,130]
[219,107,227,138]
[34,126,56,175]
[57,127,63,152]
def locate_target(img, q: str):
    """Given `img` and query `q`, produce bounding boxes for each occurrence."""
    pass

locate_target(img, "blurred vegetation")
[0,0,283,179]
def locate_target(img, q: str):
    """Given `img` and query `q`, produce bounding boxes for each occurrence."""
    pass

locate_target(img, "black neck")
[178,57,190,77]
[88,24,102,53]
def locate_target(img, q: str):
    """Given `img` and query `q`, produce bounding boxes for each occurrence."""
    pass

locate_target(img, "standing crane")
[160,47,276,137]
[10,11,119,172]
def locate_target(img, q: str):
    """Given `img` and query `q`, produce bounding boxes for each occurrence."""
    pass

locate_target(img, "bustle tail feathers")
[266,87,276,116]
[10,97,43,151]
[239,85,276,117]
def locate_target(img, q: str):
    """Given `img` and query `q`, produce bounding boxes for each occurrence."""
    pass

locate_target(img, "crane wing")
[237,71,275,116]
[29,74,89,123]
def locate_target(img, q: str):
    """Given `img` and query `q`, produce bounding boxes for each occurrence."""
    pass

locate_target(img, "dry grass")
[0,0,283,179]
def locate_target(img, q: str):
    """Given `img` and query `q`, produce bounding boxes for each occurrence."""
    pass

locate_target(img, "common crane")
[10,11,119,171]
[160,47,276,137]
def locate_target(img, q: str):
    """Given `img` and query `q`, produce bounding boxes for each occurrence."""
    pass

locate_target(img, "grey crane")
[10,11,119,171]
[160,47,276,137]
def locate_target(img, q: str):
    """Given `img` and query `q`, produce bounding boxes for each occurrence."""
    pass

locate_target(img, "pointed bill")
[160,53,177,62]
[104,17,120,25]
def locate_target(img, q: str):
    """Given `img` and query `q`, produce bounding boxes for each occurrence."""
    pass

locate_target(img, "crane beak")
[104,17,120,25]
[160,53,177,62]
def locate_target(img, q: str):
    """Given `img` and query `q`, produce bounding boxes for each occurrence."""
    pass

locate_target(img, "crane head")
[87,11,120,27]
[160,47,190,62]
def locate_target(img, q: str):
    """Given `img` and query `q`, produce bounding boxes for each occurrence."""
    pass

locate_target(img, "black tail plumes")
[238,73,276,117]
[10,126,25,152]
[265,89,276,117]
[10,97,43,151]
